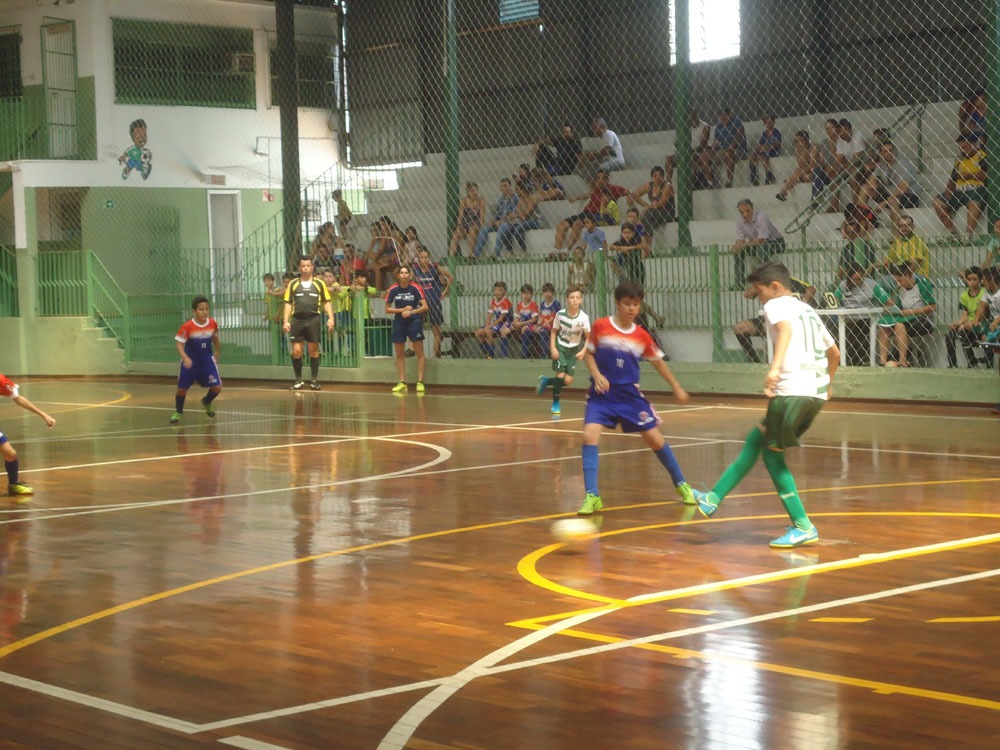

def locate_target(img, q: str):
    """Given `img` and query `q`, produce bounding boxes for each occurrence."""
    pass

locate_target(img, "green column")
[443,0,460,245]
[674,0,692,250]
[987,1,1000,224]
[275,0,302,269]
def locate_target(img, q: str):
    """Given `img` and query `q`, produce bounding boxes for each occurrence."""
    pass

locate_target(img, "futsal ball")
[885,360,898,368]
[551,518,597,544]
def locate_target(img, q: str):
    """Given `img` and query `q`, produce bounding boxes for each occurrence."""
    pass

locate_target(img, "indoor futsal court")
[0,378,997,749]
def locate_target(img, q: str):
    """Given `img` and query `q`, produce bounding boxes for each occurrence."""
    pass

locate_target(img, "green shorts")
[553,344,583,376]
[762,395,825,450]
[942,186,987,213]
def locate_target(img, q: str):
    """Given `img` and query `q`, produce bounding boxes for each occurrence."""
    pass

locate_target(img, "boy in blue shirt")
[578,280,695,515]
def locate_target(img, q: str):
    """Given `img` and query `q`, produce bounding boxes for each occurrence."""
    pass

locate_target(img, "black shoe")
[775,192,787,202]
[290,380,305,391]
[765,173,776,185]
[309,380,321,391]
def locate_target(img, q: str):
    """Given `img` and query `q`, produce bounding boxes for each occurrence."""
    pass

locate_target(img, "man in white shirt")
[858,140,921,225]
[665,111,713,188]
[732,199,785,289]
[580,117,625,182]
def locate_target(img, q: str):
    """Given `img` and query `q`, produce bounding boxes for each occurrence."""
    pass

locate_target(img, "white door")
[42,20,78,158]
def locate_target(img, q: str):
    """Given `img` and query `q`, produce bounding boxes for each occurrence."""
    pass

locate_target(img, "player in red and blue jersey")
[511,283,541,357]
[537,282,561,360]
[577,280,695,515]
[171,296,221,424]
[0,373,56,497]
[475,281,513,358]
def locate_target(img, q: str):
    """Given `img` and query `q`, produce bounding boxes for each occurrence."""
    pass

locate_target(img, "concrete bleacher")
[359,98,972,259]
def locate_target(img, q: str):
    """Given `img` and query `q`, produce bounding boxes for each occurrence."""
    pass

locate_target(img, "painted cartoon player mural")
[119,118,152,180]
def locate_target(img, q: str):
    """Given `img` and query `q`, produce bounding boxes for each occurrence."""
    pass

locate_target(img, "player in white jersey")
[536,284,591,415]
[693,261,840,548]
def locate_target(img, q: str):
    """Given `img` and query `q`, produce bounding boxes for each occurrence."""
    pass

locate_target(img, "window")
[0,29,22,98]
[268,33,339,110]
[499,0,540,25]
[669,0,741,65]
[112,19,255,109]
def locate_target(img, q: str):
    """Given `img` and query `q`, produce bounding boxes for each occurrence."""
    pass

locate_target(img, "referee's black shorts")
[289,314,321,343]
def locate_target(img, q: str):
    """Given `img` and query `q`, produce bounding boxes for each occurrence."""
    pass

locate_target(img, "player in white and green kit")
[693,261,840,548]
[536,284,591,415]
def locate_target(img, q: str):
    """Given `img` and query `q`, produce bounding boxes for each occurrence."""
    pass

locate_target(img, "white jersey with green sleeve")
[763,295,835,399]
[554,309,591,350]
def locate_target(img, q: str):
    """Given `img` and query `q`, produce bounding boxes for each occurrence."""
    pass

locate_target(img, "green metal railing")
[0,243,18,317]
[87,250,131,359]
[37,248,87,315]
[0,96,47,161]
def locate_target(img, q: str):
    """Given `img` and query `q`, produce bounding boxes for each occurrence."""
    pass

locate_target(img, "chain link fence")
[2,0,998,371]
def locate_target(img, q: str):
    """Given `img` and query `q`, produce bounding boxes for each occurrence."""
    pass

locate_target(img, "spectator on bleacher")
[983,218,1000,269]
[833,118,868,201]
[808,118,843,210]
[959,89,987,145]
[748,115,781,186]
[611,223,665,328]
[933,133,988,239]
[567,245,596,293]
[665,111,713,189]
[403,226,421,266]
[711,108,747,188]
[947,266,987,368]
[413,247,453,358]
[533,124,582,176]
[624,207,652,257]
[580,118,625,183]
[338,242,366,287]
[732,273,816,363]
[473,178,519,259]
[837,218,877,280]
[310,222,336,266]
[494,180,541,257]
[514,163,535,192]
[832,262,879,366]
[448,181,487,258]
[576,213,609,257]
[856,140,921,226]
[628,166,675,236]
[971,265,1000,368]
[731,199,785,288]
[332,190,352,239]
[531,167,565,201]
[885,214,930,278]
[552,169,627,258]
[366,218,402,290]
[776,130,830,204]
[874,263,936,367]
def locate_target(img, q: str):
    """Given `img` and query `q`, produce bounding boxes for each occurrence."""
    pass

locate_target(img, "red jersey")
[0,373,18,399]
[586,317,663,387]
[488,297,513,325]
[175,318,219,361]
[515,300,539,329]
[584,183,627,214]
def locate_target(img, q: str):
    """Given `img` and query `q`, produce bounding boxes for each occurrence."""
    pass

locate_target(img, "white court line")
[376,567,1000,749]
[712,402,1000,422]
[218,737,294,750]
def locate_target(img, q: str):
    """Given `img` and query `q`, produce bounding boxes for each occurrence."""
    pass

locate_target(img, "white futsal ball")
[551,518,597,544]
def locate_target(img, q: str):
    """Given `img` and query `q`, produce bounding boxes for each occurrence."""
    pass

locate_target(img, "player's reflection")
[0,515,31,646]
[177,428,225,545]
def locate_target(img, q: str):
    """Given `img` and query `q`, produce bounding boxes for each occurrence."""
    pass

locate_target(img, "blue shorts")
[177,358,222,390]
[584,384,661,433]
[392,315,424,344]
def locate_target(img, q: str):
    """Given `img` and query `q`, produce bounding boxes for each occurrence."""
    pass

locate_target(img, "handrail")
[784,103,927,238]
[86,250,131,360]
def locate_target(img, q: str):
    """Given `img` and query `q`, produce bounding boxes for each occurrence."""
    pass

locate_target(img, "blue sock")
[175,395,185,413]
[654,444,685,486]
[5,459,17,485]
[500,339,509,358]
[203,389,219,404]
[582,444,599,496]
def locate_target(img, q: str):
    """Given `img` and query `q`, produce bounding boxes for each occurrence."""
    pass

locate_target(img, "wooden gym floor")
[0,378,996,749]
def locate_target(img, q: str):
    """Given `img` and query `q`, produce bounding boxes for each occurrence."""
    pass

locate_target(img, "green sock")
[552,378,563,399]
[713,427,764,500]
[761,448,811,530]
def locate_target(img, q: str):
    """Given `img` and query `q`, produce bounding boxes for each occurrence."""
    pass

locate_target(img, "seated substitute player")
[577,280,695,515]
[283,255,335,390]
[475,281,513,359]
[0,372,56,497]
[385,265,429,394]
[537,283,590,416]
[170,295,221,425]
[510,283,541,358]
[693,261,840,548]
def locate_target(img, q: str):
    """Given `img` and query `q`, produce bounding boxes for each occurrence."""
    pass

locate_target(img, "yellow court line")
[511,623,1000,712]
[810,617,873,623]
[516,511,1000,610]
[928,616,1000,623]
[4,390,132,419]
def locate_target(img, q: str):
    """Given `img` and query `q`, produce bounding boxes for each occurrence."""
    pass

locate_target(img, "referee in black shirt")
[283,255,335,390]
